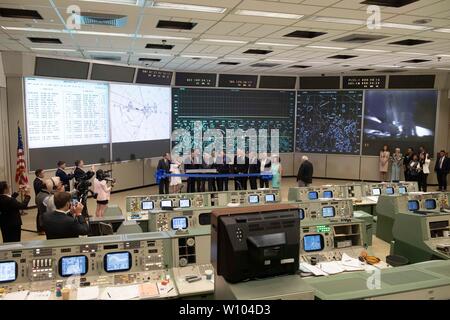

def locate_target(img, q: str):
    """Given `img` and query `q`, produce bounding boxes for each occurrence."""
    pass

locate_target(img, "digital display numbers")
[175,72,217,87]
[218,74,257,88]
[343,76,386,89]
[316,225,331,233]
[136,69,173,85]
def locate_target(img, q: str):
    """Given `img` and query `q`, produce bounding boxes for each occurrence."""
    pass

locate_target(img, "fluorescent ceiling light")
[403,66,421,69]
[200,39,247,44]
[434,28,450,33]
[354,48,390,53]
[31,47,77,52]
[436,68,450,70]
[265,59,295,63]
[72,30,133,37]
[2,26,62,33]
[181,55,217,59]
[397,51,429,56]
[88,50,127,54]
[436,54,450,57]
[380,22,432,31]
[308,61,328,64]
[306,45,346,50]
[141,34,191,41]
[313,17,364,25]
[374,65,401,68]
[255,42,297,47]
[149,2,226,13]
[80,0,140,5]
[138,52,172,57]
[235,9,303,20]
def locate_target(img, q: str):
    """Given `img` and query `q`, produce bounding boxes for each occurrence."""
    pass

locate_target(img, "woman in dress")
[390,148,403,181]
[379,145,390,182]
[270,156,282,189]
[170,156,183,194]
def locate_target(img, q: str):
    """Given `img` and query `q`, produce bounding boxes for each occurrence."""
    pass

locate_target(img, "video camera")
[97,169,116,184]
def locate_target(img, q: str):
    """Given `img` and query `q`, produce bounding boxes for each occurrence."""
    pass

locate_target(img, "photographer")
[93,170,114,218]
[73,160,96,218]
[0,181,31,243]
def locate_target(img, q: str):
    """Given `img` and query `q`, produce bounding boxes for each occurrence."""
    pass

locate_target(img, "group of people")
[0,159,115,243]
[379,146,450,192]
[157,149,283,194]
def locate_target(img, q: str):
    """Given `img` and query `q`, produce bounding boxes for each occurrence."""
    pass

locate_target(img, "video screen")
[299,209,305,220]
[0,261,17,283]
[308,191,318,200]
[248,195,259,204]
[323,191,333,199]
[179,199,191,208]
[362,90,437,155]
[303,234,324,252]
[141,201,154,211]
[104,252,132,272]
[408,200,420,211]
[296,90,363,154]
[425,199,437,210]
[265,194,275,203]
[171,217,188,230]
[386,187,394,195]
[161,200,173,208]
[59,255,88,277]
[322,206,335,218]
[398,187,407,194]
[372,188,381,196]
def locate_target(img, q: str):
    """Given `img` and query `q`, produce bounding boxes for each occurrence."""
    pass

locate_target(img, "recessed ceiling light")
[31,47,77,52]
[200,39,247,44]
[265,59,295,63]
[138,52,172,57]
[80,0,141,5]
[374,64,401,68]
[180,55,217,59]
[306,45,346,50]
[354,48,390,53]
[380,22,433,30]
[2,26,62,33]
[397,51,428,56]
[149,2,226,13]
[403,66,422,69]
[436,68,450,71]
[141,34,191,41]
[312,17,365,25]
[88,50,127,54]
[235,9,303,20]
[255,42,298,47]
[434,28,450,33]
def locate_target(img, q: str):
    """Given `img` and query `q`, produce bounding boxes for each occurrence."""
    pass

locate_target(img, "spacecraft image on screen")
[362,90,437,155]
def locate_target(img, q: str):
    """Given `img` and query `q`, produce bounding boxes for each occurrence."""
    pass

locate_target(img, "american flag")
[15,125,28,186]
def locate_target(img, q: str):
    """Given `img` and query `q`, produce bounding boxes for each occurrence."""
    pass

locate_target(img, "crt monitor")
[372,188,381,196]
[248,195,259,204]
[0,261,17,283]
[303,234,324,252]
[323,191,333,199]
[425,199,437,210]
[265,194,275,203]
[408,200,420,211]
[59,255,88,277]
[308,191,318,200]
[104,252,132,273]
[161,200,173,210]
[171,217,188,230]
[322,206,335,218]
[141,201,154,211]
[386,187,394,195]
[299,208,305,220]
[179,199,191,208]
[398,187,407,194]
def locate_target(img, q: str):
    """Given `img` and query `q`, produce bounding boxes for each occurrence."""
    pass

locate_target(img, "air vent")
[333,34,388,43]
[354,68,373,71]
[290,65,311,69]
[243,49,272,55]
[328,55,357,59]
[284,30,326,39]
[389,39,432,46]
[146,43,174,50]
[250,63,279,68]
[218,62,240,65]
[402,59,431,63]
[28,37,62,44]
[77,12,127,27]
[91,56,122,62]
[360,0,419,8]
[0,8,43,19]
[157,20,197,30]
[139,58,161,62]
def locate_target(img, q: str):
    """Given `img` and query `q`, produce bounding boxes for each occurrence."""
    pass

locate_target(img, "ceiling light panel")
[149,2,226,13]
[235,10,303,20]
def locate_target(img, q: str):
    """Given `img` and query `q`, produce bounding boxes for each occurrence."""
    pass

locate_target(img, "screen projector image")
[362,90,437,155]
[109,83,171,143]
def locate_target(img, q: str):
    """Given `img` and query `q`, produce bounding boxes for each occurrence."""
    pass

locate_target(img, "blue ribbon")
[155,169,272,184]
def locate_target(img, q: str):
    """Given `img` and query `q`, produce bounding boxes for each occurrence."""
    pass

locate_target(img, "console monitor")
[386,187,394,195]
[0,261,17,283]
[322,206,335,218]
[104,252,132,273]
[248,195,259,204]
[372,188,381,196]
[323,191,333,199]
[179,199,191,208]
[59,255,88,277]
[308,191,319,200]
[141,201,154,211]
[161,200,173,210]
[425,199,437,210]
[398,187,407,194]
[265,194,275,203]
[408,200,420,212]
[171,217,188,230]
[303,234,324,252]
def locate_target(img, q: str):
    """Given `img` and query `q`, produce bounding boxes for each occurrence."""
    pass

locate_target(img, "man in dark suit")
[42,192,89,240]
[435,150,450,191]
[233,149,249,190]
[297,156,314,187]
[0,181,31,243]
[73,160,95,186]
[33,169,45,197]
[248,152,260,190]
[55,161,74,192]
[259,152,271,188]
[35,180,52,235]
[157,153,171,194]
[403,148,414,181]
[216,150,230,191]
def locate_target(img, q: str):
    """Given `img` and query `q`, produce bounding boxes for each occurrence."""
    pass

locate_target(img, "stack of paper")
[27,291,51,300]
[318,261,345,275]
[139,283,159,298]
[104,285,140,300]
[3,290,29,300]
[299,263,328,276]
[340,253,365,271]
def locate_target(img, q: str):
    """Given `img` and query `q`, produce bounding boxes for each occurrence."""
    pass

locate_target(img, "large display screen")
[172,88,296,152]
[296,91,363,154]
[25,77,109,149]
[362,90,437,155]
[110,83,171,143]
